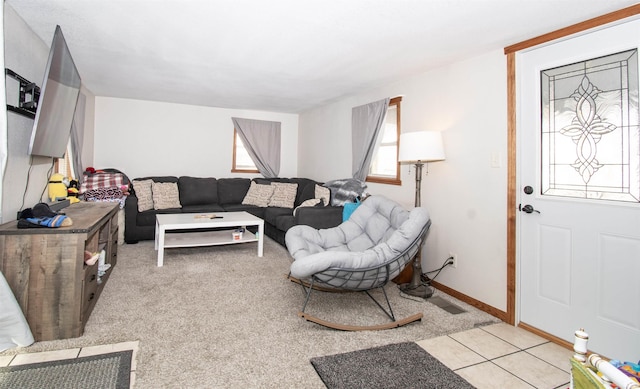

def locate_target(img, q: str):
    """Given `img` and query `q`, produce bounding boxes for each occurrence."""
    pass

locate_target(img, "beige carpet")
[1,238,500,388]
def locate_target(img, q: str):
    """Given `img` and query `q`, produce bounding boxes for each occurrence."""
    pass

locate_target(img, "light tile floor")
[417,323,573,389]
[0,341,139,389]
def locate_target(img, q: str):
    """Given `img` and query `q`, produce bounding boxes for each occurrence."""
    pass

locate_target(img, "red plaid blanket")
[80,172,127,193]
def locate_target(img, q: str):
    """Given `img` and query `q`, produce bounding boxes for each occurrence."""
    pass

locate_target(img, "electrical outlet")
[449,252,457,268]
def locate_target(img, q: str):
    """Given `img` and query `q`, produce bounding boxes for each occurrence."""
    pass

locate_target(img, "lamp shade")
[398,131,446,163]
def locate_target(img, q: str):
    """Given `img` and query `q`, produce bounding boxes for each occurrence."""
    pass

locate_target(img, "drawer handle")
[88,292,95,301]
[89,274,96,282]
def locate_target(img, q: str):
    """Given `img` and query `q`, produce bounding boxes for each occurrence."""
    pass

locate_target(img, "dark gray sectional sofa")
[124,176,343,246]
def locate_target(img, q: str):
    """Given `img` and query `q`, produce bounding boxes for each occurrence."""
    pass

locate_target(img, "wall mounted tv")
[28,25,81,158]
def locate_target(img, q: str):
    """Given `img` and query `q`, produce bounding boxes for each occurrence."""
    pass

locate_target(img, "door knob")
[519,204,540,214]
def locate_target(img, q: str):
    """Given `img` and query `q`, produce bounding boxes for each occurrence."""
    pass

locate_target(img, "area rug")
[0,350,132,389]
[310,342,475,389]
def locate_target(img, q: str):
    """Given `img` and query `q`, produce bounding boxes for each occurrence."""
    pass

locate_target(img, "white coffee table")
[154,211,264,267]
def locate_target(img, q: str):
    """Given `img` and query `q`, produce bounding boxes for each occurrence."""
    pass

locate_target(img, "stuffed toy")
[48,173,69,202]
[48,174,81,203]
[67,179,80,203]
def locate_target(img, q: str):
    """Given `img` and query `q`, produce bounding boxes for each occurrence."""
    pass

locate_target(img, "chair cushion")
[286,195,430,280]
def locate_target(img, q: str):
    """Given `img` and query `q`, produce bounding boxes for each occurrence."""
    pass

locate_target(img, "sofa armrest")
[124,195,139,242]
[294,206,343,230]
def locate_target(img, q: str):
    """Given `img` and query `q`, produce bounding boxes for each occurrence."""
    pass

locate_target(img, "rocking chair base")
[297,311,423,331]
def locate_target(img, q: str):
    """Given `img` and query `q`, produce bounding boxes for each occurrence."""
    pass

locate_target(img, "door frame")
[503,4,640,341]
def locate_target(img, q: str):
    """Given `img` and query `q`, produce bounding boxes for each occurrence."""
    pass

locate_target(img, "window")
[367,96,402,185]
[232,128,258,173]
[541,49,639,202]
[54,140,75,179]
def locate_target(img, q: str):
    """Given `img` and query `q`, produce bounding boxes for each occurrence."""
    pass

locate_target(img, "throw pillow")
[293,198,322,216]
[132,179,154,212]
[315,184,331,206]
[242,182,275,207]
[152,182,182,210]
[268,182,298,208]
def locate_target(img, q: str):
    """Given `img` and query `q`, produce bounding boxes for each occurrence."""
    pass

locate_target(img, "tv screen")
[28,25,81,158]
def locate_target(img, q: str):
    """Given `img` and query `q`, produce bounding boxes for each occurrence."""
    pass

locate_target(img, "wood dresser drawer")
[82,263,99,321]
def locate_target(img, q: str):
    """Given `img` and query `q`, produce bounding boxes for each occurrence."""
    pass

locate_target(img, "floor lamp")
[398,131,446,299]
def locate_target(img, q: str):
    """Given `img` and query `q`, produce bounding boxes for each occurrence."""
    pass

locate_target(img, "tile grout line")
[448,329,568,388]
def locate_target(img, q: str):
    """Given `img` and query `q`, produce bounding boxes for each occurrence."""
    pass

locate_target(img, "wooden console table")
[0,202,119,341]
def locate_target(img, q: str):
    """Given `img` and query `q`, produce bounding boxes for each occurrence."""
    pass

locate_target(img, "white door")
[517,18,640,361]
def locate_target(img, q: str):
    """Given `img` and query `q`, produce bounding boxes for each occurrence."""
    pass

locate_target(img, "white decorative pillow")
[152,182,182,210]
[242,182,275,207]
[268,182,298,208]
[132,179,154,212]
[293,198,322,216]
[315,184,331,206]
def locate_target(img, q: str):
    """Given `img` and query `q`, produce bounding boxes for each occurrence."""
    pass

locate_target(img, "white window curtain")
[70,93,86,184]
[351,97,390,181]
[231,117,281,178]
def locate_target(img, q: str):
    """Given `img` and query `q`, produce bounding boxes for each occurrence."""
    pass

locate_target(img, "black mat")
[0,350,132,389]
[310,342,475,389]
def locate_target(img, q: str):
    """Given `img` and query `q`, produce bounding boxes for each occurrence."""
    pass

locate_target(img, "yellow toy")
[48,173,80,203]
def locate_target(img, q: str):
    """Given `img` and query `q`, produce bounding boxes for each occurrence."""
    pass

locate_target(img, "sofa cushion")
[274,215,296,232]
[132,179,154,212]
[263,207,293,226]
[290,178,316,205]
[152,182,182,210]
[221,204,266,219]
[181,204,225,213]
[178,177,218,206]
[136,208,181,226]
[293,198,323,216]
[137,176,178,184]
[268,182,298,208]
[218,178,251,205]
[242,182,274,207]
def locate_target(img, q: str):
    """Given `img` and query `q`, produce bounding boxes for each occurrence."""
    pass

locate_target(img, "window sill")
[366,177,402,186]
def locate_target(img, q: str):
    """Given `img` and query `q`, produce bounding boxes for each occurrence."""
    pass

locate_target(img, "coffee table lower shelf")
[163,230,258,248]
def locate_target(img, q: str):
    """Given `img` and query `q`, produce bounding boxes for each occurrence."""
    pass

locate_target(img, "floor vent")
[429,296,466,315]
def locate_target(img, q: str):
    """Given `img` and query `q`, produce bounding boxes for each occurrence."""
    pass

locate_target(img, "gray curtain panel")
[70,93,86,184]
[232,117,281,178]
[351,97,390,181]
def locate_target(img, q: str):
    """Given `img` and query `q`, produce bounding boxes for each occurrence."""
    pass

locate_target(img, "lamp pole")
[400,160,433,299]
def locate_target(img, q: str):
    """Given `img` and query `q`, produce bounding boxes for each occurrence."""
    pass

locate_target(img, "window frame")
[366,96,402,185]
[231,128,259,173]
[54,140,75,178]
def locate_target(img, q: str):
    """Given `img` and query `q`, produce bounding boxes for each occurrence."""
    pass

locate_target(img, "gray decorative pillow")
[293,198,322,216]
[152,182,182,210]
[268,182,298,208]
[242,182,275,207]
[132,179,154,212]
[315,184,331,206]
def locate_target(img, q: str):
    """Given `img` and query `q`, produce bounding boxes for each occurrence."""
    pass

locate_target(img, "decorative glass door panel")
[541,49,639,202]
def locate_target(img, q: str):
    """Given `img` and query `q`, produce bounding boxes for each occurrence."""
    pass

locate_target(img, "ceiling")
[6,0,639,113]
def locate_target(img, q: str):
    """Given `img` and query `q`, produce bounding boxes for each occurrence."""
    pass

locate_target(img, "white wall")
[93,97,299,180]
[1,5,97,223]
[298,49,508,311]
